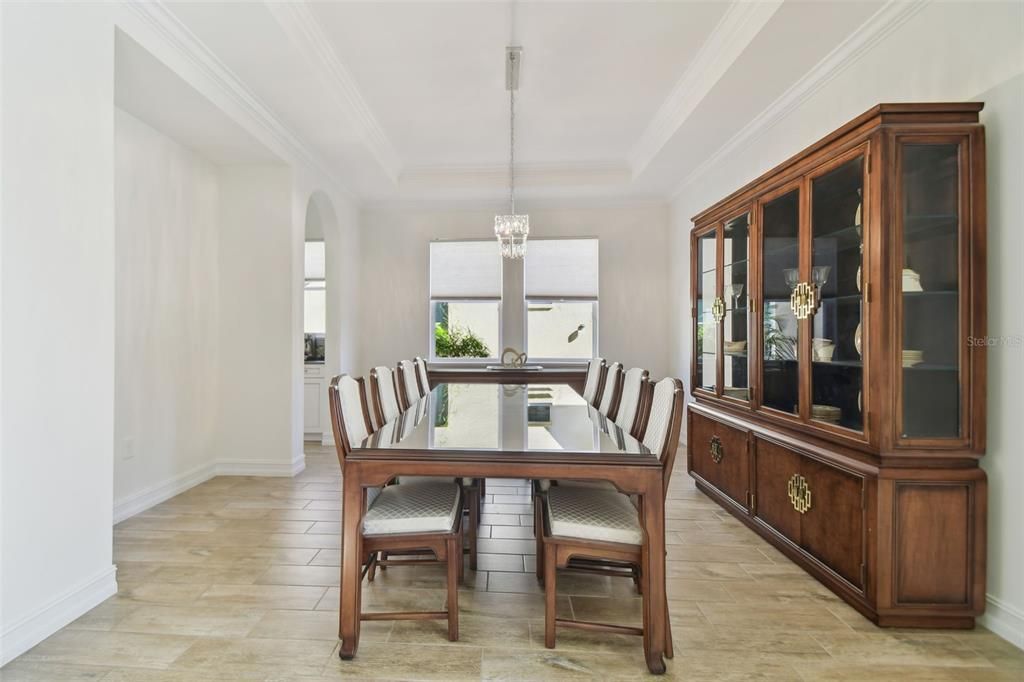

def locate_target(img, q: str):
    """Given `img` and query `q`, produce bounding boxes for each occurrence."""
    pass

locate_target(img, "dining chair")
[396,359,422,409]
[597,361,624,419]
[614,367,650,439]
[328,374,464,641]
[581,357,607,406]
[375,362,480,570]
[414,356,431,395]
[370,365,402,426]
[538,377,684,655]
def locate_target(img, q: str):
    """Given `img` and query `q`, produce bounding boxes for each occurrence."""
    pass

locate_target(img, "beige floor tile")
[489,524,535,539]
[255,564,340,587]
[459,590,573,620]
[17,630,195,670]
[116,583,209,606]
[390,615,531,648]
[169,636,335,677]
[65,600,140,632]
[246,609,391,642]
[0,661,112,680]
[320,642,483,680]
[111,605,264,637]
[698,602,852,631]
[481,648,653,681]
[812,631,997,668]
[487,571,545,595]
[308,549,340,566]
[142,563,268,585]
[476,552,525,572]
[196,584,327,610]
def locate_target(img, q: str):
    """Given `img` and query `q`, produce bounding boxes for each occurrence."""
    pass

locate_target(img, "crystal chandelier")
[495,46,528,259]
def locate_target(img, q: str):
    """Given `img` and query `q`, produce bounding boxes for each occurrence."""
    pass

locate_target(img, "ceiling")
[156,0,888,203]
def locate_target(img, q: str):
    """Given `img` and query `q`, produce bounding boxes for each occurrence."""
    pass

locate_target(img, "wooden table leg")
[641,474,667,675]
[338,467,364,660]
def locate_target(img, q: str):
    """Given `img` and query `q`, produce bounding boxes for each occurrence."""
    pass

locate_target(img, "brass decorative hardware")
[711,297,726,323]
[709,436,724,464]
[787,473,812,514]
[790,282,819,320]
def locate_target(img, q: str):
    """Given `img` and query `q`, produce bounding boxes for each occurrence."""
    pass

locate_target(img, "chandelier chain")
[509,57,516,215]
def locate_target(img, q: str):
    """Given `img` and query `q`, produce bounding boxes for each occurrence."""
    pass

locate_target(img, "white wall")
[0,2,117,664]
[216,164,299,475]
[359,203,671,379]
[977,72,1024,648]
[113,109,220,520]
[669,1,1024,647]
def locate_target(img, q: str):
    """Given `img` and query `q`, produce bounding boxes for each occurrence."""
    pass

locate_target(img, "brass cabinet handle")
[709,435,724,464]
[787,473,812,514]
[790,282,819,320]
[711,297,726,323]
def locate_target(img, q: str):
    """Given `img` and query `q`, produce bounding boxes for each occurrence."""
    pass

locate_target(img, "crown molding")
[672,0,928,198]
[265,1,402,181]
[628,1,783,178]
[361,194,669,214]
[119,0,357,202]
[398,161,631,192]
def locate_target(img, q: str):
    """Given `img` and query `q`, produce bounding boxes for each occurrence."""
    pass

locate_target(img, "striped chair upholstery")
[398,359,421,407]
[581,358,606,406]
[614,367,648,438]
[414,357,431,395]
[371,365,402,425]
[598,362,623,417]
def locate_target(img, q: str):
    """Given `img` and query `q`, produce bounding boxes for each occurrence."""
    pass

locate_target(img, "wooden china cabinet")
[688,103,987,628]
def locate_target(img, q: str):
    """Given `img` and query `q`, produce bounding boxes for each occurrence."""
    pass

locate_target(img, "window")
[525,238,599,360]
[429,241,501,360]
[304,241,326,361]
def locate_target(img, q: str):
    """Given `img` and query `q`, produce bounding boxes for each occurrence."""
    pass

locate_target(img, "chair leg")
[544,543,557,649]
[379,551,387,572]
[665,608,674,659]
[468,486,479,571]
[534,494,545,583]
[446,535,460,642]
[367,552,378,582]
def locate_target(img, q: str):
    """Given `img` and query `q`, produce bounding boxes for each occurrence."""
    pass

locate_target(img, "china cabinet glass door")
[696,230,718,393]
[761,189,801,415]
[722,213,750,401]
[809,153,866,432]
[897,139,964,440]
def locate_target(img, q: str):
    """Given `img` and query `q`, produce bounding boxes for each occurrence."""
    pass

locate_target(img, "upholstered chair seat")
[545,485,642,545]
[362,481,462,536]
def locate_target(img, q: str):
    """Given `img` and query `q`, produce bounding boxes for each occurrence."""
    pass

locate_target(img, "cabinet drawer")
[753,436,865,590]
[689,411,749,510]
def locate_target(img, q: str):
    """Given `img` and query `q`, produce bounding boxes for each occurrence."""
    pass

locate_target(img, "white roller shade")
[525,238,599,299]
[305,241,325,280]
[429,240,502,300]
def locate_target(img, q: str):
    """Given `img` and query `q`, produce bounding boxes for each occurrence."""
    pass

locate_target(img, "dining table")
[337,381,671,674]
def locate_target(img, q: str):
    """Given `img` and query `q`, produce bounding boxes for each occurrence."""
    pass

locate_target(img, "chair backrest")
[614,367,649,438]
[397,359,421,409]
[598,362,624,418]
[641,377,685,492]
[414,357,431,395]
[370,365,401,426]
[328,374,372,463]
[581,358,606,406]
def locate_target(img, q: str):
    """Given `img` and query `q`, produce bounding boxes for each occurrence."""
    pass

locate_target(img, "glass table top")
[358,383,654,459]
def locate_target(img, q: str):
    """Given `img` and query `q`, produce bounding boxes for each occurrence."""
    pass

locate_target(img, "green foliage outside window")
[433,302,491,358]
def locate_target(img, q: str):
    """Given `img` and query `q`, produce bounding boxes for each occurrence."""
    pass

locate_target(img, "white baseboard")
[214,452,305,477]
[980,594,1024,651]
[0,565,117,666]
[112,461,217,524]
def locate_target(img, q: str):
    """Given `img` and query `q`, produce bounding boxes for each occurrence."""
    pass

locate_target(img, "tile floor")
[2,443,1022,680]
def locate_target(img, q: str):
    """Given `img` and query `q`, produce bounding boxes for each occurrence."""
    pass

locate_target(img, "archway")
[302,190,339,445]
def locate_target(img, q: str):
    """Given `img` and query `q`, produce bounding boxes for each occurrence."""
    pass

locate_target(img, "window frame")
[428,298,503,364]
[523,297,599,364]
